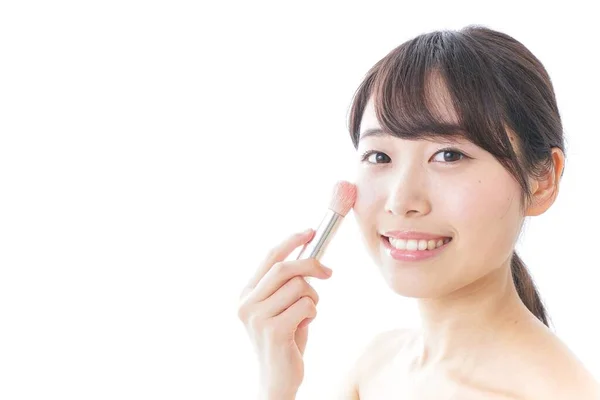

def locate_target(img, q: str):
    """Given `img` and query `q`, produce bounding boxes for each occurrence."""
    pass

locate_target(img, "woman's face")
[353,98,526,298]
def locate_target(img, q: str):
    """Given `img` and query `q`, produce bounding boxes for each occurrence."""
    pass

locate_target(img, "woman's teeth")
[387,237,451,251]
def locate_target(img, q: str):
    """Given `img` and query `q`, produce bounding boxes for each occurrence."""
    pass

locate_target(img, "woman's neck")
[412,260,542,372]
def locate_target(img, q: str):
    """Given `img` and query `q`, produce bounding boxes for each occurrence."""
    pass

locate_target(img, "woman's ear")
[525,147,565,216]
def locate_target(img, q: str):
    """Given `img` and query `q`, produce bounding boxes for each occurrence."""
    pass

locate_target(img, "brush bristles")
[328,180,357,216]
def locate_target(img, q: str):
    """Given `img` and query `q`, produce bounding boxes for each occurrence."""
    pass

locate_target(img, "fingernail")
[322,266,333,276]
[302,228,313,235]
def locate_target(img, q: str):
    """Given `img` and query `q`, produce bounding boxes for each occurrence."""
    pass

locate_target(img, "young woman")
[237,25,600,399]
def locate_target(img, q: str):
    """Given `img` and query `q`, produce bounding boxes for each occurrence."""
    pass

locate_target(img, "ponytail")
[511,252,549,327]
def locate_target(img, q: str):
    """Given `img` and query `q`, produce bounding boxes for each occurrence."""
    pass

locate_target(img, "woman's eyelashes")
[360,150,391,164]
[431,148,468,163]
[360,148,470,165]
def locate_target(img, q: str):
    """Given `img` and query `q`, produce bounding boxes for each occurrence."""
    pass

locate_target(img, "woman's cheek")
[353,177,375,221]
[356,175,377,200]
[440,174,521,240]
[430,174,479,221]
[353,174,384,241]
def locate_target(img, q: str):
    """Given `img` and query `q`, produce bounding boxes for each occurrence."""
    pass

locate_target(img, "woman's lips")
[380,235,452,262]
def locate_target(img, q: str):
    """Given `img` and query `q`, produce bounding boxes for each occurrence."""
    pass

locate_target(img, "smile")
[381,235,453,262]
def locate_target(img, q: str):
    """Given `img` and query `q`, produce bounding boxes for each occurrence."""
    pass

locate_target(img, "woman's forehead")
[360,84,461,139]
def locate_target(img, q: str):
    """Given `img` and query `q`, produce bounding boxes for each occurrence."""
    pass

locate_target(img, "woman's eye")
[361,150,391,164]
[432,149,466,163]
[360,148,468,165]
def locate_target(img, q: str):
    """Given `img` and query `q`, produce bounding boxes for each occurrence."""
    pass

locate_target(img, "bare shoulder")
[334,328,416,400]
[505,326,600,399]
[535,341,600,399]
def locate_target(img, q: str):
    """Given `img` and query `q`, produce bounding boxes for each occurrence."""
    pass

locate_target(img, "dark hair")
[347,25,565,328]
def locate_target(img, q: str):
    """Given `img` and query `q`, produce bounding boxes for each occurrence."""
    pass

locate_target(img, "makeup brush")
[297,181,357,281]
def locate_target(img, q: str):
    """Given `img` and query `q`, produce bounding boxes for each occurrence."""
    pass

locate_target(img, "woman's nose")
[384,168,432,217]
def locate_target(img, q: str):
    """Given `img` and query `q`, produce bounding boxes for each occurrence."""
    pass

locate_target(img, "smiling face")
[353,96,527,298]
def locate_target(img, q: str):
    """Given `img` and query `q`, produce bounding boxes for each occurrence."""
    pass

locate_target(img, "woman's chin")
[381,274,436,298]
[378,266,450,298]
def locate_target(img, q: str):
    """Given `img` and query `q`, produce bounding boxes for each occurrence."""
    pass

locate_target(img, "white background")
[1,1,598,399]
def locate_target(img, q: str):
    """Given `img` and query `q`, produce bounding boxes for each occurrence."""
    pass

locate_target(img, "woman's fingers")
[245,258,331,304]
[272,296,317,338]
[258,275,320,318]
[241,229,315,299]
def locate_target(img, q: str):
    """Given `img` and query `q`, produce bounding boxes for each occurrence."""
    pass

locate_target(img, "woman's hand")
[237,229,333,399]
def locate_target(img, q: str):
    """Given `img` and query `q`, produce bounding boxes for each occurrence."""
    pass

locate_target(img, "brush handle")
[296,209,342,282]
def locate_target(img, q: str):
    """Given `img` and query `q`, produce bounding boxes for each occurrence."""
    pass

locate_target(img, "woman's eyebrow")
[359,128,388,141]
[359,126,467,142]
